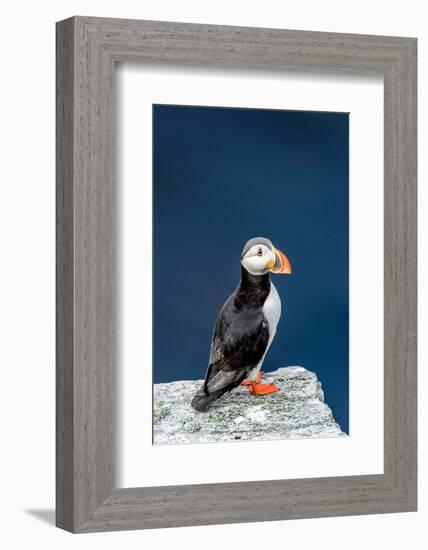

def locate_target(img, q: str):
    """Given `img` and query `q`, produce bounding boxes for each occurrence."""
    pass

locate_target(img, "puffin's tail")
[191,363,247,412]
[191,388,224,412]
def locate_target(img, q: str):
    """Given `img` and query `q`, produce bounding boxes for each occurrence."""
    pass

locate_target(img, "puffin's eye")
[257,247,263,256]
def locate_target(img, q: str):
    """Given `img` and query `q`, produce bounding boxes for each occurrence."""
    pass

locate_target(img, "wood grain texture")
[56,16,417,533]
[56,18,75,531]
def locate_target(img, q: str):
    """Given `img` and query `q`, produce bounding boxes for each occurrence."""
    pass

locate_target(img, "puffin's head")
[240,237,292,276]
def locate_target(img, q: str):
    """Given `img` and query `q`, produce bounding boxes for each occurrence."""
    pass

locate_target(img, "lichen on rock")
[153,366,345,445]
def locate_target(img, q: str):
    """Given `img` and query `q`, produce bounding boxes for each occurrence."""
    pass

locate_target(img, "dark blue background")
[153,105,349,434]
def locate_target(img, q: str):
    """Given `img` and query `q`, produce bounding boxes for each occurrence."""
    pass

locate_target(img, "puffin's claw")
[242,372,280,395]
[248,382,280,395]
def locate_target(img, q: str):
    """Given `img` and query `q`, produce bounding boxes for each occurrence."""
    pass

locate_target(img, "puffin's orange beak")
[269,246,292,274]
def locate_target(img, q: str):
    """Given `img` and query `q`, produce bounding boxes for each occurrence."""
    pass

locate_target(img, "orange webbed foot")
[248,382,280,395]
[242,372,280,395]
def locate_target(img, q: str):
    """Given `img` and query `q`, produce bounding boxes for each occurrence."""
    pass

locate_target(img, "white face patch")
[241,244,275,275]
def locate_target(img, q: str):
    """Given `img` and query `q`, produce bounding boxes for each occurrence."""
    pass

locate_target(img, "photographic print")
[153,104,349,445]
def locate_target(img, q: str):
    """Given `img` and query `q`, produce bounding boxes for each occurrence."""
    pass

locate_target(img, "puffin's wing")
[203,363,247,394]
[209,296,270,365]
[191,313,269,411]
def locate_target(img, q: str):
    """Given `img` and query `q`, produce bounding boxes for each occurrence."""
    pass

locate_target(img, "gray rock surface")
[153,366,346,445]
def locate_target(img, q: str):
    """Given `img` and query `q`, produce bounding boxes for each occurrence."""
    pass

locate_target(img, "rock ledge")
[154,366,345,445]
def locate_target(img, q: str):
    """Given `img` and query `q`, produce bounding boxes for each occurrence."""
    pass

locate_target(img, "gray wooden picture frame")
[56,16,417,533]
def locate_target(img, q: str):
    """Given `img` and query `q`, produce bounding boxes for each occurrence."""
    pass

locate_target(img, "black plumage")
[191,267,271,412]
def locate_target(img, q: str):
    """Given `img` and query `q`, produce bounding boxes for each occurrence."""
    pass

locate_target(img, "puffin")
[191,237,292,412]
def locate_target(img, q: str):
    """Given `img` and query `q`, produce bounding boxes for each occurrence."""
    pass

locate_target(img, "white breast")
[247,282,282,381]
[263,282,282,347]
